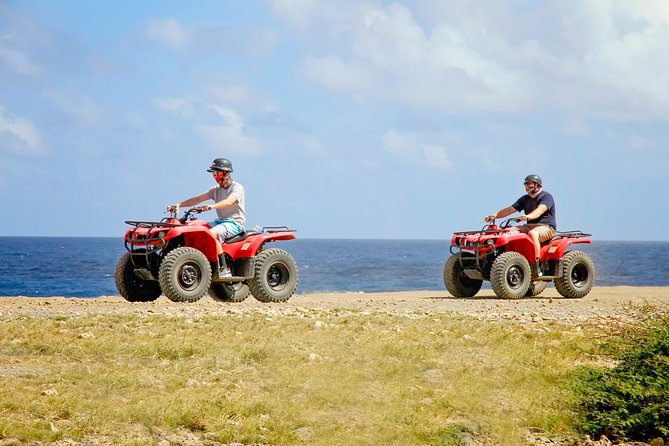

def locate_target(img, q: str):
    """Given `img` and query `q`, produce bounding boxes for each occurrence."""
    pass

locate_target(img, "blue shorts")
[208,219,244,241]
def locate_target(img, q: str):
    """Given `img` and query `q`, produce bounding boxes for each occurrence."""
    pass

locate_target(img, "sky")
[1,0,668,241]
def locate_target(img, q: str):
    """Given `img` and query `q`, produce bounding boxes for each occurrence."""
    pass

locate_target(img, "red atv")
[115,207,299,303]
[444,217,595,299]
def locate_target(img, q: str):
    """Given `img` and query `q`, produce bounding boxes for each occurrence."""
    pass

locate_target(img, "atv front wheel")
[248,248,298,303]
[490,252,531,299]
[554,251,595,298]
[158,247,212,303]
[208,282,251,303]
[443,254,483,297]
[115,252,162,302]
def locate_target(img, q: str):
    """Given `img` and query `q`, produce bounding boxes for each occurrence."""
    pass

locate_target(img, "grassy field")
[0,309,605,445]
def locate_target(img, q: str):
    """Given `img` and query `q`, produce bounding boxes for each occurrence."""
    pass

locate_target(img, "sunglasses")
[213,170,228,177]
[523,181,533,186]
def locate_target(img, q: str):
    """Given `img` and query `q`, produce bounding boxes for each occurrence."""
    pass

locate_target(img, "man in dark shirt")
[485,174,556,276]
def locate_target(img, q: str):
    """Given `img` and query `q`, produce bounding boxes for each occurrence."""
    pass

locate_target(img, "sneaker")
[534,264,543,278]
[219,267,232,278]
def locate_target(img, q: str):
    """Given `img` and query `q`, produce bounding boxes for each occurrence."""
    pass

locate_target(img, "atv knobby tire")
[248,248,298,303]
[158,247,212,303]
[554,250,595,298]
[525,280,548,297]
[490,252,531,299]
[115,252,162,302]
[209,282,251,303]
[443,254,483,298]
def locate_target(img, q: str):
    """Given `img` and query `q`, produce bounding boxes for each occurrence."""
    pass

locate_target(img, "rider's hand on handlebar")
[517,215,528,221]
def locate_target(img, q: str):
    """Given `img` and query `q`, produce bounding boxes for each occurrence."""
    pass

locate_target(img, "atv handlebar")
[165,206,206,224]
[500,217,524,229]
[179,206,207,224]
[483,217,524,230]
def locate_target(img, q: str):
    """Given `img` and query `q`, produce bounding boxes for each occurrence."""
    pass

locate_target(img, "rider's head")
[523,174,542,195]
[207,158,234,188]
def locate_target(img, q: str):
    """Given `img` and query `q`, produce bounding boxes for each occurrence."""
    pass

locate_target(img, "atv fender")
[497,238,536,264]
[542,237,592,260]
[224,232,297,260]
[179,226,220,262]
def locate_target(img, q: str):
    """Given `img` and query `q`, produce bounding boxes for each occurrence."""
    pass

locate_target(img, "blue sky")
[1,0,668,240]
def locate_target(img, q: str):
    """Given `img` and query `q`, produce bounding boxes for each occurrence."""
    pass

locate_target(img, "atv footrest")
[214,276,248,283]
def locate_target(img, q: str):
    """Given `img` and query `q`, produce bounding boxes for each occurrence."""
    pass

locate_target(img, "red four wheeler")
[444,218,595,299]
[115,207,299,303]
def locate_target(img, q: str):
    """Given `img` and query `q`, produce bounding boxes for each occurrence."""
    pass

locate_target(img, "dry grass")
[0,309,595,445]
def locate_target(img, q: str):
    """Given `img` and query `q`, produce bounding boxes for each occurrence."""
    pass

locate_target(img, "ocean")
[0,237,667,298]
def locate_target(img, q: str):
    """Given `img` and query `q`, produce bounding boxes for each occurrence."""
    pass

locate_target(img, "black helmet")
[207,158,233,173]
[524,174,542,186]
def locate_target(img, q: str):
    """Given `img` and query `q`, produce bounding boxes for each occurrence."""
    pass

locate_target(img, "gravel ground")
[1,286,668,325]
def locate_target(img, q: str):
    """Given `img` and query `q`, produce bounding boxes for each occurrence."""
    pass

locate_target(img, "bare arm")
[167,192,211,212]
[202,194,238,212]
[519,204,548,221]
[486,205,517,222]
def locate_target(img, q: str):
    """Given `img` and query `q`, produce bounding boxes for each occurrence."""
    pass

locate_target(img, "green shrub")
[571,316,669,442]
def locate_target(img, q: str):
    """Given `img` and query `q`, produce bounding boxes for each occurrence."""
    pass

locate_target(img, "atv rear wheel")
[554,251,595,298]
[208,282,251,303]
[115,252,162,302]
[443,254,483,297]
[158,247,212,303]
[248,248,298,303]
[490,252,531,299]
[525,280,548,297]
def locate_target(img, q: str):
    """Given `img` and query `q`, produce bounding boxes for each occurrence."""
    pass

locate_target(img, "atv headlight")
[156,231,166,239]
[484,239,496,246]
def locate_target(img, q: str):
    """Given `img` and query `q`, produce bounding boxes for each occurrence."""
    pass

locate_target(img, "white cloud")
[296,3,530,113]
[578,2,669,106]
[153,97,194,115]
[0,106,42,155]
[421,143,451,169]
[269,0,322,28]
[206,84,253,105]
[146,18,190,49]
[383,129,451,169]
[560,119,591,138]
[0,46,41,77]
[196,105,261,154]
[281,1,669,119]
[302,55,373,91]
[45,90,103,127]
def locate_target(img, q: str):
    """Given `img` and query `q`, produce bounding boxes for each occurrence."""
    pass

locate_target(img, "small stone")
[42,388,59,396]
[294,427,315,440]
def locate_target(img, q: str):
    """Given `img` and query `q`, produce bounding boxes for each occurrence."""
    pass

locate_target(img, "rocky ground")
[2,286,668,326]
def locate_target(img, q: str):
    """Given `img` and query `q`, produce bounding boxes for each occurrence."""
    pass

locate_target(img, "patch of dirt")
[1,286,667,327]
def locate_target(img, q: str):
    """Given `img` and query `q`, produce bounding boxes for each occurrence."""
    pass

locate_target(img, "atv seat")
[225,230,259,244]
[543,230,591,244]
